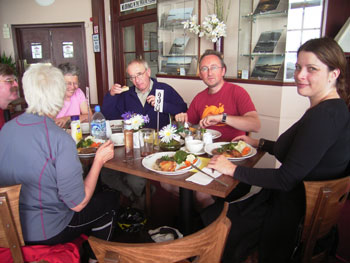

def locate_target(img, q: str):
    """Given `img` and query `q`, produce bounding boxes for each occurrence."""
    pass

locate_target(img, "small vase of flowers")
[122,111,149,148]
[159,124,182,151]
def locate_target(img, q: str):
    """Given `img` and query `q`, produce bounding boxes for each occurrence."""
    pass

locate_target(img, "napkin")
[186,167,222,185]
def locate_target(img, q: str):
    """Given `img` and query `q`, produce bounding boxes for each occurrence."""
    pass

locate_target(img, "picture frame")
[253,0,280,15]
[251,55,284,79]
[253,30,282,53]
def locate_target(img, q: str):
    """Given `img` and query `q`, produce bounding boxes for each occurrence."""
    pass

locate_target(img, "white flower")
[159,124,177,143]
[130,114,144,130]
[183,14,226,42]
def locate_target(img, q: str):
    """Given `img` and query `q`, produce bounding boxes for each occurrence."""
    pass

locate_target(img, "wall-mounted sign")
[92,34,100,53]
[120,0,156,12]
[31,43,42,59]
[62,42,74,58]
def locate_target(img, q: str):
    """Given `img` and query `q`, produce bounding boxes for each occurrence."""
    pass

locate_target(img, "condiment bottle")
[71,115,82,143]
[124,120,134,160]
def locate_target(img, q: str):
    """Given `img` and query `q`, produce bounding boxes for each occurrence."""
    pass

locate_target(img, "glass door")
[119,14,158,86]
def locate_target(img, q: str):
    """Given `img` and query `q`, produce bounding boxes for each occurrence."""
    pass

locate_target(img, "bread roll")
[121,86,129,92]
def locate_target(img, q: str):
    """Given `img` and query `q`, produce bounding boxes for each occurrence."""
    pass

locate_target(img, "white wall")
[0,0,99,104]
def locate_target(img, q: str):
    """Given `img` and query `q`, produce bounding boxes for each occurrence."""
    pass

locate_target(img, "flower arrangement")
[121,111,149,131]
[182,14,226,43]
[158,124,182,151]
[182,0,230,43]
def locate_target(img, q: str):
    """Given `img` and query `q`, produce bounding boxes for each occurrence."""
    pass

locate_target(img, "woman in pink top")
[55,63,92,128]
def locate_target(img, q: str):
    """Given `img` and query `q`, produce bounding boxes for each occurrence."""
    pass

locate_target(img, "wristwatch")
[221,113,227,123]
[258,138,265,150]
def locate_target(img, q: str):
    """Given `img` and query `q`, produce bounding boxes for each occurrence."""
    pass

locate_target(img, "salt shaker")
[203,132,213,145]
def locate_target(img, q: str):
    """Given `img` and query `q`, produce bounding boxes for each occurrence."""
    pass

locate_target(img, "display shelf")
[157,0,199,76]
[237,0,325,82]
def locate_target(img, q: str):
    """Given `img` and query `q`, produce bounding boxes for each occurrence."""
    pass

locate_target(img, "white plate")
[205,129,222,140]
[180,146,206,156]
[204,142,257,161]
[142,151,201,175]
[109,119,123,131]
[78,152,96,158]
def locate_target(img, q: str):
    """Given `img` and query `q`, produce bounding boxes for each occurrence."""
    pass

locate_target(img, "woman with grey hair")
[55,62,92,128]
[0,63,119,259]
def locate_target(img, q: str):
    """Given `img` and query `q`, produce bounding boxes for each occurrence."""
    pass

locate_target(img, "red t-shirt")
[0,109,5,130]
[187,82,256,141]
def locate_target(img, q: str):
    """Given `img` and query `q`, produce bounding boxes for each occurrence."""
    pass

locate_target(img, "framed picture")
[253,0,280,15]
[253,30,282,53]
[251,55,284,79]
[169,36,190,55]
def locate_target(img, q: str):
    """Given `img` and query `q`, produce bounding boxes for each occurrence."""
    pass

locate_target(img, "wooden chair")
[0,184,25,263]
[0,184,84,263]
[88,202,231,263]
[301,176,350,263]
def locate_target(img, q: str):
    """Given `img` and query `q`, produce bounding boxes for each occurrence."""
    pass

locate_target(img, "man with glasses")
[102,58,187,129]
[101,59,187,208]
[175,50,260,141]
[0,63,19,130]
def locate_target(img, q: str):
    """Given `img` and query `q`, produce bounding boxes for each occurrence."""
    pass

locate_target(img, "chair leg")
[145,180,152,216]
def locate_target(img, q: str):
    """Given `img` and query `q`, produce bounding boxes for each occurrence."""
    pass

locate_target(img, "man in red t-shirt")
[175,50,260,141]
[0,64,19,130]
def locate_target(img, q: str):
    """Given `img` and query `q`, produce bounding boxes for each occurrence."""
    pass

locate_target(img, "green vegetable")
[76,138,93,148]
[160,155,171,161]
[174,150,188,164]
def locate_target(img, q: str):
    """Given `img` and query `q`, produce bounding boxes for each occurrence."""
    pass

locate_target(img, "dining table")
[103,145,266,235]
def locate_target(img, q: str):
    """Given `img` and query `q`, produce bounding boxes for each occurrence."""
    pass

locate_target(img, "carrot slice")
[241,146,251,156]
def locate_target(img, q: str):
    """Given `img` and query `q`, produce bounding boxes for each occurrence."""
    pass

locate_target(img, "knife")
[190,164,228,187]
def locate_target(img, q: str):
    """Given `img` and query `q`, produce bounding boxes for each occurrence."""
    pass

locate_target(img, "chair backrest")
[89,202,231,263]
[0,184,25,263]
[301,176,350,263]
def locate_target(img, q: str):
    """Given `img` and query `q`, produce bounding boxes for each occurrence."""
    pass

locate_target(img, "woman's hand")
[232,135,259,148]
[55,116,70,128]
[207,155,237,177]
[94,140,114,166]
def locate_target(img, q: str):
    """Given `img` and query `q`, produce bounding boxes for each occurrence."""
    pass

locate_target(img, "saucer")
[180,146,206,155]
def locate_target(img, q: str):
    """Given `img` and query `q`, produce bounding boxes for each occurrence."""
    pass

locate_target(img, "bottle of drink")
[91,105,107,140]
[124,119,134,160]
[71,115,82,143]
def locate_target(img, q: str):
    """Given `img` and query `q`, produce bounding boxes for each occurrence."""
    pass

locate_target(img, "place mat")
[186,167,222,186]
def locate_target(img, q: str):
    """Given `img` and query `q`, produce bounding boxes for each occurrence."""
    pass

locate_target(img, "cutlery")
[190,164,228,187]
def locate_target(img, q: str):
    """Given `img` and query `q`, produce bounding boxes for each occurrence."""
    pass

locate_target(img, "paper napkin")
[186,167,222,185]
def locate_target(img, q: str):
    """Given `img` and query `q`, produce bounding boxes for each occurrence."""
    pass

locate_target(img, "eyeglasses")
[200,65,223,73]
[129,70,147,82]
[65,81,79,87]
[0,78,18,86]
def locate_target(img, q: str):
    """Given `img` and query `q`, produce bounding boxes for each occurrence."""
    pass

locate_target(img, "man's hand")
[175,112,188,123]
[109,83,124,96]
[199,114,221,128]
[146,95,155,107]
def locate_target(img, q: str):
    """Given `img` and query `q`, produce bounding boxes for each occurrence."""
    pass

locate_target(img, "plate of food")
[204,140,256,161]
[142,150,201,175]
[76,136,104,158]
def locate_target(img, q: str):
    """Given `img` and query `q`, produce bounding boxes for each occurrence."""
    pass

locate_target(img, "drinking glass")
[139,128,155,157]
